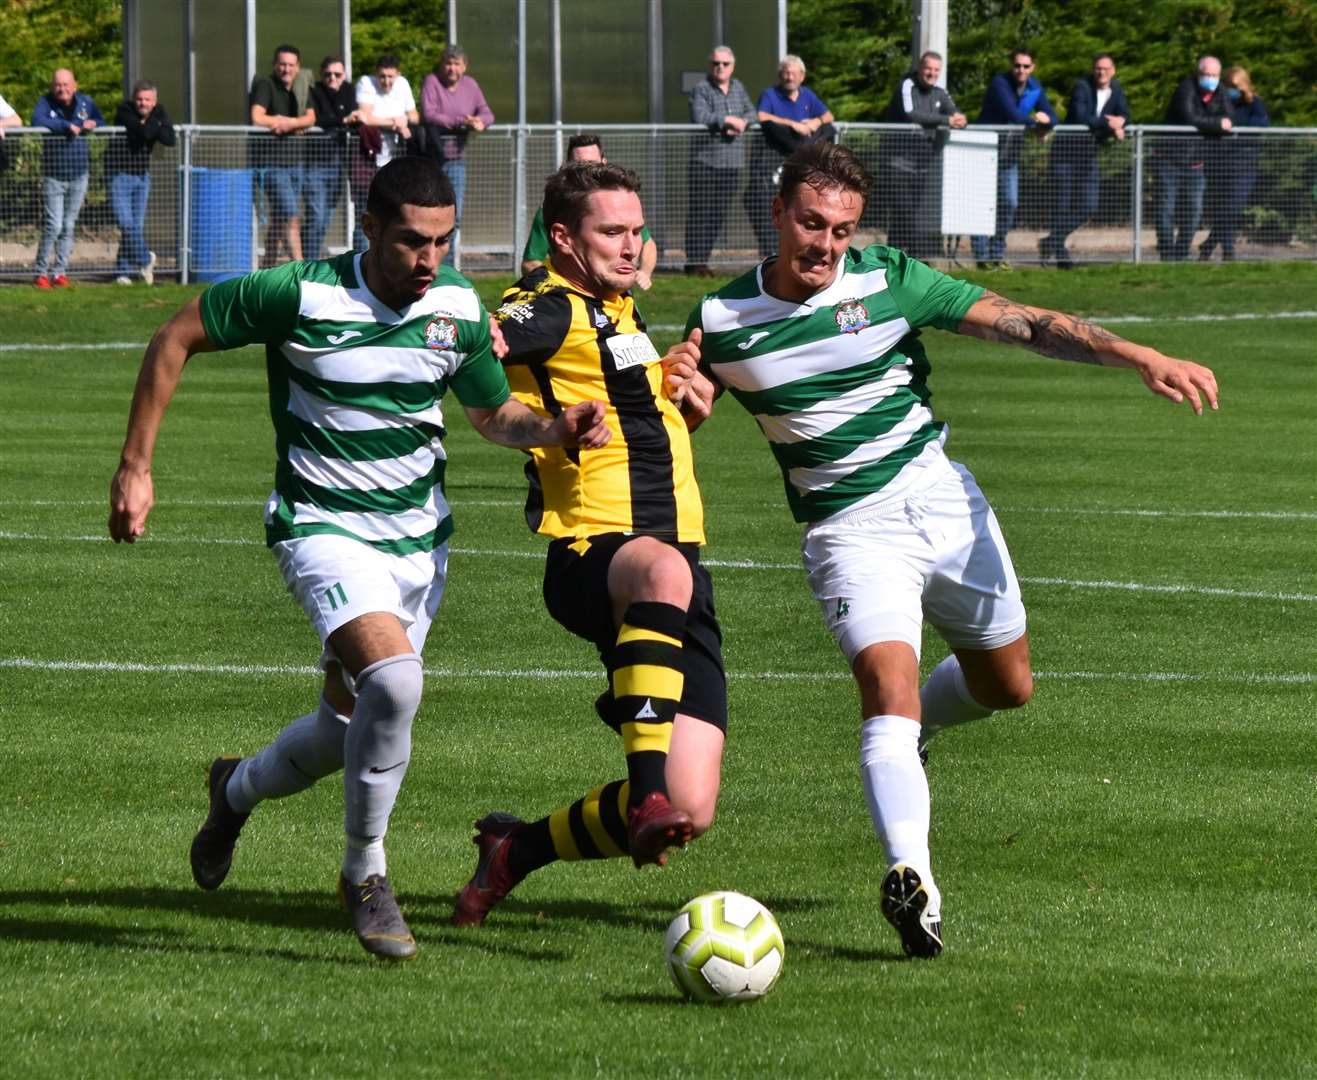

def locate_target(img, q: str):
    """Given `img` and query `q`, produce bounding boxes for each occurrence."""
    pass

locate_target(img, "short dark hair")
[273,44,300,61]
[566,133,602,158]
[543,161,641,235]
[1011,48,1034,64]
[367,157,456,224]
[779,141,873,208]
[320,55,344,72]
[376,54,401,72]
[1093,52,1115,65]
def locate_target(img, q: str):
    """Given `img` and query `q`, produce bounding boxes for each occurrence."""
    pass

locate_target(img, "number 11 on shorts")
[324,581,349,611]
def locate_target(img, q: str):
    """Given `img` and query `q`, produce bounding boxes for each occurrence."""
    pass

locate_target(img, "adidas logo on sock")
[635,699,659,720]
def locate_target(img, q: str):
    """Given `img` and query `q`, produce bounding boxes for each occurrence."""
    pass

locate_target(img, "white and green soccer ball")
[664,891,784,1003]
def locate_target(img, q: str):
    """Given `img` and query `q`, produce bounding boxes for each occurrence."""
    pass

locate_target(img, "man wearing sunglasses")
[970,48,1057,269]
[304,56,363,259]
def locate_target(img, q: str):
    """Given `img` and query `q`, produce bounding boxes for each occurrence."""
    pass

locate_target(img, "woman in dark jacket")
[1201,66,1269,261]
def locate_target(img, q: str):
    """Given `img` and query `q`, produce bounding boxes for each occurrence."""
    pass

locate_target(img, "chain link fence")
[1,122,1314,282]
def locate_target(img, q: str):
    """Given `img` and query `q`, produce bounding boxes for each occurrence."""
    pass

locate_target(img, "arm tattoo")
[488,406,553,447]
[978,295,1123,365]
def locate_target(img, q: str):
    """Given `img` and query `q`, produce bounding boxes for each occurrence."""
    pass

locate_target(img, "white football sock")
[919,654,993,746]
[227,696,352,814]
[860,714,939,913]
[341,654,423,882]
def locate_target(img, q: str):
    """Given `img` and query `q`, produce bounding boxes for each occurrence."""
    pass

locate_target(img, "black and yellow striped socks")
[607,601,686,805]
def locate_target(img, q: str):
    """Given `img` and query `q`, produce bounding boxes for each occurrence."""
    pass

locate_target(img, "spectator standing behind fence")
[685,45,756,276]
[880,51,966,260]
[1200,66,1268,262]
[522,133,657,286]
[358,57,419,159]
[420,46,494,266]
[304,56,362,260]
[107,81,174,286]
[747,55,835,257]
[970,48,1056,270]
[30,69,104,288]
[250,45,316,266]
[1040,53,1129,270]
[1156,56,1233,262]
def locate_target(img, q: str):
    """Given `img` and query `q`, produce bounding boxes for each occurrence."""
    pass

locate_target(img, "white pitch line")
[1000,506,1317,522]
[1,531,1312,602]
[1,657,1310,686]
[649,310,1317,334]
[0,342,148,352]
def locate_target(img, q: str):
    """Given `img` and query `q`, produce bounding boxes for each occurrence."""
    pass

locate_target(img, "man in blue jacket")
[1041,54,1131,268]
[970,49,1056,269]
[31,68,104,288]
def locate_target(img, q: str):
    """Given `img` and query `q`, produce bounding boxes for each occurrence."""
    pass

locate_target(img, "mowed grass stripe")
[1,531,1311,603]
[8,497,1317,522]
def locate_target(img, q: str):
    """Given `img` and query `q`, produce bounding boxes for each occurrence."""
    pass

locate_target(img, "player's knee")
[978,670,1033,711]
[613,539,693,610]
[355,653,424,721]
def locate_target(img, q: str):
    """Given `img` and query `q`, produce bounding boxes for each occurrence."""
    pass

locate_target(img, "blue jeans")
[260,164,304,221]
[303,164,345,260]
[1047,157,1099,249]
[442,158,465,266]
[971,163,1019,262]
[1155,161,1205,261]
[35,173,90,276]
[110,171,151,273]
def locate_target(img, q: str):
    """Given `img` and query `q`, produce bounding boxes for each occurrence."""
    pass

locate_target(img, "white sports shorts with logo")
[801,454,1027,663]
[272,533,450,669]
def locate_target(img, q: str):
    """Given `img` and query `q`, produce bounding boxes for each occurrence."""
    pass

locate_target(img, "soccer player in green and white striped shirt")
[674,142,1218,959]
[108,158,609,960]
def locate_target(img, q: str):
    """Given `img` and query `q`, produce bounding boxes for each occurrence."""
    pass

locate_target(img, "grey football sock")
[227,696,351,813]
[342,653,424,882]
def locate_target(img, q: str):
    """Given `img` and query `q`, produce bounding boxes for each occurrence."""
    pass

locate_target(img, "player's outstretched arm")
[958,292,1220,415]
[464,398,611,451]
[108,297,218,543]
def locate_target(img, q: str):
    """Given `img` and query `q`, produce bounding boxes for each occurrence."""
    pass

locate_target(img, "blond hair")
[1224,66,1255,103]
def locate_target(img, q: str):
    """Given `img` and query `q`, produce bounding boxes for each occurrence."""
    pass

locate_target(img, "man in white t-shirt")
[356,54,418,167]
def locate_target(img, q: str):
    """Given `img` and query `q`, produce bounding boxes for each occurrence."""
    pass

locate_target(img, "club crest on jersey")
[834,298,870,335]
[424,316,458,350]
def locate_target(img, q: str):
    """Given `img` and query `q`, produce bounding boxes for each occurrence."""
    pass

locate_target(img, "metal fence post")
[180,124,193,285]
[513,125,528,274]
[1131,126,1143,265]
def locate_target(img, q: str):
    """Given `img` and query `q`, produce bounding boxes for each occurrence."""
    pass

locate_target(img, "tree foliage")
[348,0,447,85]
[790,0,1317,125]
[0,0,122,115]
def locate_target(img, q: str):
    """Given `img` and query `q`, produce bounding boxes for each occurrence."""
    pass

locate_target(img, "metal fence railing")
[1,122,1313,282]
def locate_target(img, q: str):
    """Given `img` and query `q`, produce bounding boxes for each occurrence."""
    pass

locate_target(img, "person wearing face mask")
[1200,67,1269,262]
[1156,55,1233,261]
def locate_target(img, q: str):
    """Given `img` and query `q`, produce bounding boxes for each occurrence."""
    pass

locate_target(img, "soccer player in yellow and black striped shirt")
[452,162,728,927]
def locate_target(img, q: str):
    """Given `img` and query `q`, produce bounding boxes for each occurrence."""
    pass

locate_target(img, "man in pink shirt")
[420,45,494,264]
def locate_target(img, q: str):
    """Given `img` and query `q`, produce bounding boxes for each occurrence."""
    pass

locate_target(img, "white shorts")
[801,456,1027,663]
[273,533,449,669]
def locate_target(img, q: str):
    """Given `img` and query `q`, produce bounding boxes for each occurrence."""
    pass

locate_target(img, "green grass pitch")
[1,262,1314,1078]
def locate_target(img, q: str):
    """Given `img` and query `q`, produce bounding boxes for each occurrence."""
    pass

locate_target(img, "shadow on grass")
[0,913,364,966]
